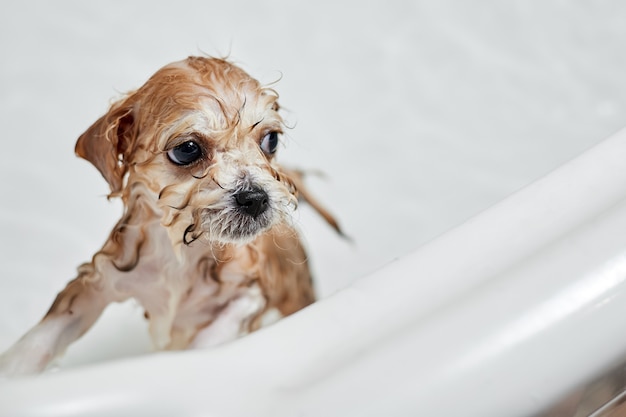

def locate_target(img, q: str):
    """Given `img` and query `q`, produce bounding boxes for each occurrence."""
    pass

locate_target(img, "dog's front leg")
[0,268,114,377]
[188,285,267,349]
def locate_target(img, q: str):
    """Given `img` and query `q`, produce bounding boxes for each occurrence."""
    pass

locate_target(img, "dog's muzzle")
[195,183,282,244]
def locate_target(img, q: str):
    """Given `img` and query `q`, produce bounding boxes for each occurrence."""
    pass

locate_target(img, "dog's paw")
[0,344,52,379]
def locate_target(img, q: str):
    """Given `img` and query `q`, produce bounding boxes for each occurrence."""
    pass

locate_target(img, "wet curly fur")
[0,56,339,377]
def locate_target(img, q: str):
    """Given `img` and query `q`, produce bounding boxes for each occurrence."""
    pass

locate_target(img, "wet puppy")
[0,56,338,376]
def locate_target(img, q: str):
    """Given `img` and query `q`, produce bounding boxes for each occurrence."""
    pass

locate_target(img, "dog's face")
[75,57,298,247]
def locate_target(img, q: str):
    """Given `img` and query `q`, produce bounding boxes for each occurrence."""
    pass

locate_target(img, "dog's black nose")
[234,188,269,218]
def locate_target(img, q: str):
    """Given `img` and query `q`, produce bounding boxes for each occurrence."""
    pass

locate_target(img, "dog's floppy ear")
[75,100,137,196]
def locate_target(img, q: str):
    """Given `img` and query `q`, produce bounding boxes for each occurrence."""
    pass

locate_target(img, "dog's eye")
[167,141,202,165]
[260,132,279,155]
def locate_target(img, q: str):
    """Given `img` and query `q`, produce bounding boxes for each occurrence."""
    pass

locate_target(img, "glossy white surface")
[3,123,626,417]
[2,1,626,416]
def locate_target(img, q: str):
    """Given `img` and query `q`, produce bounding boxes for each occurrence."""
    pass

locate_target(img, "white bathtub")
[3,125,626,416]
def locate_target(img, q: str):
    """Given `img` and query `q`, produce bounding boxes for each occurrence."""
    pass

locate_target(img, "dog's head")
[76,57,298,248]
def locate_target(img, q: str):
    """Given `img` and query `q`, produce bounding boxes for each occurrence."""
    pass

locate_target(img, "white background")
[1,1,625,368]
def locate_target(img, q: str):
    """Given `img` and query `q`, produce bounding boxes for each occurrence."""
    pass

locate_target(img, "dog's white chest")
[106,220,263,350]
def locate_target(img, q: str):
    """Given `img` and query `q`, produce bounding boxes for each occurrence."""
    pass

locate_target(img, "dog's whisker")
[250,119,263,132]
[191,163,212,181]
[192,172,208,180]
[211,175,225,190]
[183,224,200,246]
